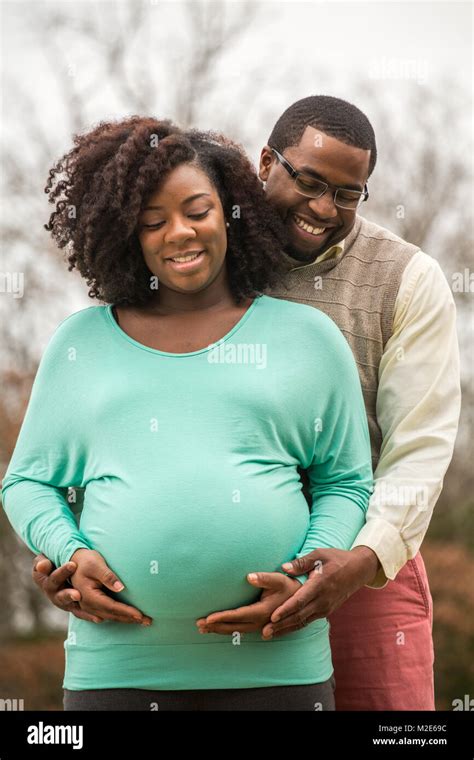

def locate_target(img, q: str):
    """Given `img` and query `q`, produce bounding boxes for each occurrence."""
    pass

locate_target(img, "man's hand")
[195,572,302,639]
[260,546,381,639]
[32,551,152,626]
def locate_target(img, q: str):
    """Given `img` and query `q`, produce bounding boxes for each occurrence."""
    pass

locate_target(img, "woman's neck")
[144,269,237,316]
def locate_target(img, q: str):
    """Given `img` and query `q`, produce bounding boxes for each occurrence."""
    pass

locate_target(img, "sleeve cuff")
[351,518,410,589]
[291,573,309,586]
[59,540,93,568]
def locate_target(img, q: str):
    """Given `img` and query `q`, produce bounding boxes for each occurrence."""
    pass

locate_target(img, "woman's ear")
[259,146,274,183]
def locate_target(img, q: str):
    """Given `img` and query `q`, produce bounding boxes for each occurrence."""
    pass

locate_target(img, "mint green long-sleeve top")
[1,294,373,691]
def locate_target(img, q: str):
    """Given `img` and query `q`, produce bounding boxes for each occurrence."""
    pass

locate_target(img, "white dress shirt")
[307,241,461,588]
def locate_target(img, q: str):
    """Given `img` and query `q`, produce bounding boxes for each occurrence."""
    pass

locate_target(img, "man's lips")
[291,214,338,241]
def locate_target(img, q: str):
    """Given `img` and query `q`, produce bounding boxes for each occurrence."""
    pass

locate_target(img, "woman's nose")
[163,217,197,244]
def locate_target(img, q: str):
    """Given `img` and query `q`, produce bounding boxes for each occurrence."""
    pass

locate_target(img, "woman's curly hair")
[44,115,288,306]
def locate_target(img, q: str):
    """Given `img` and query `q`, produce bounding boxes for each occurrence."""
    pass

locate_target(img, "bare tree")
[1,3,472,638]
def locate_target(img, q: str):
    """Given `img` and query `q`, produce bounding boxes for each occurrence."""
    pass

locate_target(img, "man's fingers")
[282,549,328,576]
[265,600,323,637]
[32,555,54,590]
[33,555,54,575]
[270,580,319,623]
[44,590,102,623]
[55,588,82,607]
[262,623,301,639]
[44,562,77,592]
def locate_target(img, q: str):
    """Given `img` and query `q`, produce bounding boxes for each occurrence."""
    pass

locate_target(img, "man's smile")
[292,212,338,237]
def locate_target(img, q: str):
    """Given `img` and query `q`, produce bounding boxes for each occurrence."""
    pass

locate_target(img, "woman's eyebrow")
[144,193,212,211]
[298,165,363,192]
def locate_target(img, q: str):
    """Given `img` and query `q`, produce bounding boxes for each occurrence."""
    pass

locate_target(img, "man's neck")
[283,239,345,272]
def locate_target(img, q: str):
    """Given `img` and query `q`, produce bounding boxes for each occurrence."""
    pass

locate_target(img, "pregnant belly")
[79,475,310,619]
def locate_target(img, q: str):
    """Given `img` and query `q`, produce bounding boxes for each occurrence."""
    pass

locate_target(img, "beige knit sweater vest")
[267,214,419,471]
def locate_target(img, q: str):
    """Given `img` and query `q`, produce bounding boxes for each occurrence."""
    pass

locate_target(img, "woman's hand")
[36,549,153,626]
[33,554,103,624]
[68,548,153,625]
[195,571,302,639]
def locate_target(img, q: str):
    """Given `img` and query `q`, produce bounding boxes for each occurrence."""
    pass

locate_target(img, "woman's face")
[137,163,228,296]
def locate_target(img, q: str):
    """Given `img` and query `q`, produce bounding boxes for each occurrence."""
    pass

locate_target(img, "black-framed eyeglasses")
[270,147,369,210]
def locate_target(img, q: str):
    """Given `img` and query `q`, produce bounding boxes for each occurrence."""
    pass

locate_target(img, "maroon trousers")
[328,552,435,711]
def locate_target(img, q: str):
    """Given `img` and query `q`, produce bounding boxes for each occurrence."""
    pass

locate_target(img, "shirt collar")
[286,238,345,272]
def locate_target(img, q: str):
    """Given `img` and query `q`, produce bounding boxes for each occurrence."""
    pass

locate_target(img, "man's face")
[259,125,371,262]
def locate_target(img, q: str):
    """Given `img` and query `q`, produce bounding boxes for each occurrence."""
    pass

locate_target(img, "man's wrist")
[350,545,381,586]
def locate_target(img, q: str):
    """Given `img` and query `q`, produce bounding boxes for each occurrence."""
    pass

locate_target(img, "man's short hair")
[268,95,377,176]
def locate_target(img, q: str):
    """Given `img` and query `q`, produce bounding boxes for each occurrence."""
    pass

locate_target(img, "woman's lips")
[166,250,206,272]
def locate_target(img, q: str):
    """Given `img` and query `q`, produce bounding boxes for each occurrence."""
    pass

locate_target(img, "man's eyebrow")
[143,193,212,211]
[297,165,364,192]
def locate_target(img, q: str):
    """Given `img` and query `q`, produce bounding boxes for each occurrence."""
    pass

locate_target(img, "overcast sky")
[0,0,472,355]
[1,1,471,147]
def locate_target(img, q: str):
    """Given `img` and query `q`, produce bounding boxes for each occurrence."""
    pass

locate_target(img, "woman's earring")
[225,221,230,228]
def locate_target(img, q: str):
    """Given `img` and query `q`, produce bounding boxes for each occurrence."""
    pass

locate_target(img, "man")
[31,96,460,710]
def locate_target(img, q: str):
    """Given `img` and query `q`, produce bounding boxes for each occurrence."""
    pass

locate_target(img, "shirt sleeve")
[351,251,461,588]
[291,317,374,585]
[1,315,93,568]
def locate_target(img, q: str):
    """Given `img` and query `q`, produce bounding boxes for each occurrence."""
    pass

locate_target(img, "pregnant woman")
[1,117,373,711]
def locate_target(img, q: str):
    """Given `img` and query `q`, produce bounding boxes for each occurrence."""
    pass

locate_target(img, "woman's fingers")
[82,588,152,625]
[204,601,268,625]
[72,611,104,624]
[246,571,289,590]
[198,621,258,635]
[95,559,126,593]
[63,602,103,624]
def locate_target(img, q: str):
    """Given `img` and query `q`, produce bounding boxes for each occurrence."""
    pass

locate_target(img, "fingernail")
[113,581,124,591]
[141,620,152,627]
[273,614,280,622]
[248,573,257,581]
[282,563,293,571]
[66,563,75,571]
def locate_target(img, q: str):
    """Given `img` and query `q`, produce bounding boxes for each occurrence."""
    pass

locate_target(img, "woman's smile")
[165,249,206,272]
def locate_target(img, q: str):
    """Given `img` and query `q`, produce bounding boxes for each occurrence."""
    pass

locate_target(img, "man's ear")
[259,145,274,182]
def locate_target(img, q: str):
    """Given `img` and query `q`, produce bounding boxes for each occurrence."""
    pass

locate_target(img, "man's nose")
[164,217,197,244]
[307,190,339,220]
